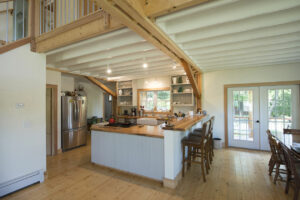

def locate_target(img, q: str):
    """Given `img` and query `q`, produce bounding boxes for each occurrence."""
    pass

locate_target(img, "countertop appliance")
[105,122,134,128]
[61,96,87,151]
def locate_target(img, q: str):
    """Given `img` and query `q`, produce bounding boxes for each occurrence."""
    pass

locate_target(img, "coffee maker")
[131,108,136,116]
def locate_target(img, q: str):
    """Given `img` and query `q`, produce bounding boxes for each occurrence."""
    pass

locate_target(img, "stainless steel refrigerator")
[61,96,87,151]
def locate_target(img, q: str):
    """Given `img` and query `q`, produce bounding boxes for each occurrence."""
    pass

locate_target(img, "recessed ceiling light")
[143,63,148,68]
[107,69,112,74]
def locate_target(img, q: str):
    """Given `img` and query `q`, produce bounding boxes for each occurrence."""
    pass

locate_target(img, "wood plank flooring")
[3,136,296,200]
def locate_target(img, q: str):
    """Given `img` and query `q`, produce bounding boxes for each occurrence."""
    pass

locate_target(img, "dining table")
[278,129,300,158]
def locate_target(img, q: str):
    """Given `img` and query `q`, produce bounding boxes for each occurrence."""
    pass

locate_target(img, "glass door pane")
[233,90,254,141]
[268,89,292,141]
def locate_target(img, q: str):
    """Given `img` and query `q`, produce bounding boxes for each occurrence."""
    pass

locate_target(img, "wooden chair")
[267,130,276,175]
[181,121,210,182]
[280,142,300,200]
[267,130,287,184]
[209,116,215,160]
[190,116,215,163]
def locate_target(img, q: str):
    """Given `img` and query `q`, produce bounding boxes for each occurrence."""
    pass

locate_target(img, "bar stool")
[190,116,215,164]
[181,121,210,182]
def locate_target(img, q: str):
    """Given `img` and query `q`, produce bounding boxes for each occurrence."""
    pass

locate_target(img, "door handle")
[256,120,260,123]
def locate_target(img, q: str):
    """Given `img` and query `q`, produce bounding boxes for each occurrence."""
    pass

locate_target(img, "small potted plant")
[178,76,183,83]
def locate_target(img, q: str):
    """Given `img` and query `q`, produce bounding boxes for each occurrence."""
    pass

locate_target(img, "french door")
[228,85,299,150]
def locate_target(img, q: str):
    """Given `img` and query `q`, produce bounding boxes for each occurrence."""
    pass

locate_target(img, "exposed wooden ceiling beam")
[142,0,211,18]
[181,60,200,98]
[86,76,117,97]
[96,0,201,96]
[46,67,117,97]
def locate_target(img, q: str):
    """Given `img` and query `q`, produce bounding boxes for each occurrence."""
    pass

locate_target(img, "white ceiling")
[156,0,300,72]
[47,0,300,80]
[46,28,184,81]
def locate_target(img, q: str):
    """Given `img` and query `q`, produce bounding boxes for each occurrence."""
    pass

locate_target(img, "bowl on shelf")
[184,88,191,93]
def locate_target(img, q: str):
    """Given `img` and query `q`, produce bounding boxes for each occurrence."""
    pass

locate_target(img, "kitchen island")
[91,115,206,188]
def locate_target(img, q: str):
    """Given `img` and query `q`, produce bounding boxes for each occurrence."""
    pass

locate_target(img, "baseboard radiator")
[0,169,44,197]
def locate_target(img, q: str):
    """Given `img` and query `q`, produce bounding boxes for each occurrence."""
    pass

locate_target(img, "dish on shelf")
[184,88,191,93]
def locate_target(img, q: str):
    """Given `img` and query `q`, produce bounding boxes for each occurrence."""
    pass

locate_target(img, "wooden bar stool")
[181,121,210,182]
[190,116,215,164]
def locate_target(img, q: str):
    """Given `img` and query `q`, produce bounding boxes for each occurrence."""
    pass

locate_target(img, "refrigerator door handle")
[76,100,80,121]
[72,101,76,121]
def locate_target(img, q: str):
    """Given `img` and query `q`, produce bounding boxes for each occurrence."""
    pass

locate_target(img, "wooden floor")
[3,136,297,200]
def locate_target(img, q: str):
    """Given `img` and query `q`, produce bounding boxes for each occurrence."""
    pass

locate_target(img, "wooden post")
[29,0,40,51]
[196,73,202,111]
[181,60,201,99]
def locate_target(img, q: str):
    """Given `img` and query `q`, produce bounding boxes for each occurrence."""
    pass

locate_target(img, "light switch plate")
[16,103,25,109]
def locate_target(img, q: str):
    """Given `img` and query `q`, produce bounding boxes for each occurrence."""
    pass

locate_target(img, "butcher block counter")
[91,123,164,138]
[91,115,205,136]
[90,114,207,188]
[162,115,205,131]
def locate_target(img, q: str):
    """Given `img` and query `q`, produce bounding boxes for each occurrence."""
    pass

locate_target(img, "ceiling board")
[156,0,300,72]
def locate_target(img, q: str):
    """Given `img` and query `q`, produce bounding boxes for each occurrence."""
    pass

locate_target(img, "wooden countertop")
[91,124,164,138]
[163,115,205,131]
[91,115,205,137]
[117,115,168,120]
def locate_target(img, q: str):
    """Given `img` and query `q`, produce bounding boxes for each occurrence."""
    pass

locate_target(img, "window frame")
[137,87,171,114]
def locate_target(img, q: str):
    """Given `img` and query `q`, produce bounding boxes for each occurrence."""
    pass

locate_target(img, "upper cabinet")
[117,80,133,106]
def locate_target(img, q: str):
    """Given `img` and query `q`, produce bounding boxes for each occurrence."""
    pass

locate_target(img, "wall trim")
[224,80,300,148]
[46,84,58,156]
[163,170,182,189]
[0,37,31,54]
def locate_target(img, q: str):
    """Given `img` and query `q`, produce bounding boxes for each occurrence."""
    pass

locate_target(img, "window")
[139,89,170,112]
[268,89,292,140]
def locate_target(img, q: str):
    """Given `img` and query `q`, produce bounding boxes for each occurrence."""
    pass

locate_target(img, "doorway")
[104,94,113,121]
[226,83,299,150]
[46,84,58,156]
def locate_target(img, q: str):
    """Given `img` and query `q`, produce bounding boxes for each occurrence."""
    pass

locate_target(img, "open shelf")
[172,92,193,95]
[173,104,194,107]
[171,75,194,108]
[117,81,133,107]
[171,83,191,86]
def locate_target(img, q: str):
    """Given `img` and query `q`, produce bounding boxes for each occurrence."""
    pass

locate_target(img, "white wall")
[61,75,75,91]
[46,70,62,149]
[0,44,46,184]
[202,63,300,142]
[75,78,104,118]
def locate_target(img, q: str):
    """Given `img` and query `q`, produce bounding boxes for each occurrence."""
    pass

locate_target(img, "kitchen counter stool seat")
[182,121,210,182]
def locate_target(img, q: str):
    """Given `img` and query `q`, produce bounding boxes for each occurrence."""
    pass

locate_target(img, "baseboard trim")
[57,149,62,154]
[0,169,44,197]
[163,171,182,189]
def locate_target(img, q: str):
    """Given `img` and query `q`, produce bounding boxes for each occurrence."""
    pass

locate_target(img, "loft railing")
[0,0,28,46]
[0,0,102,52]
[39,0,100,34]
